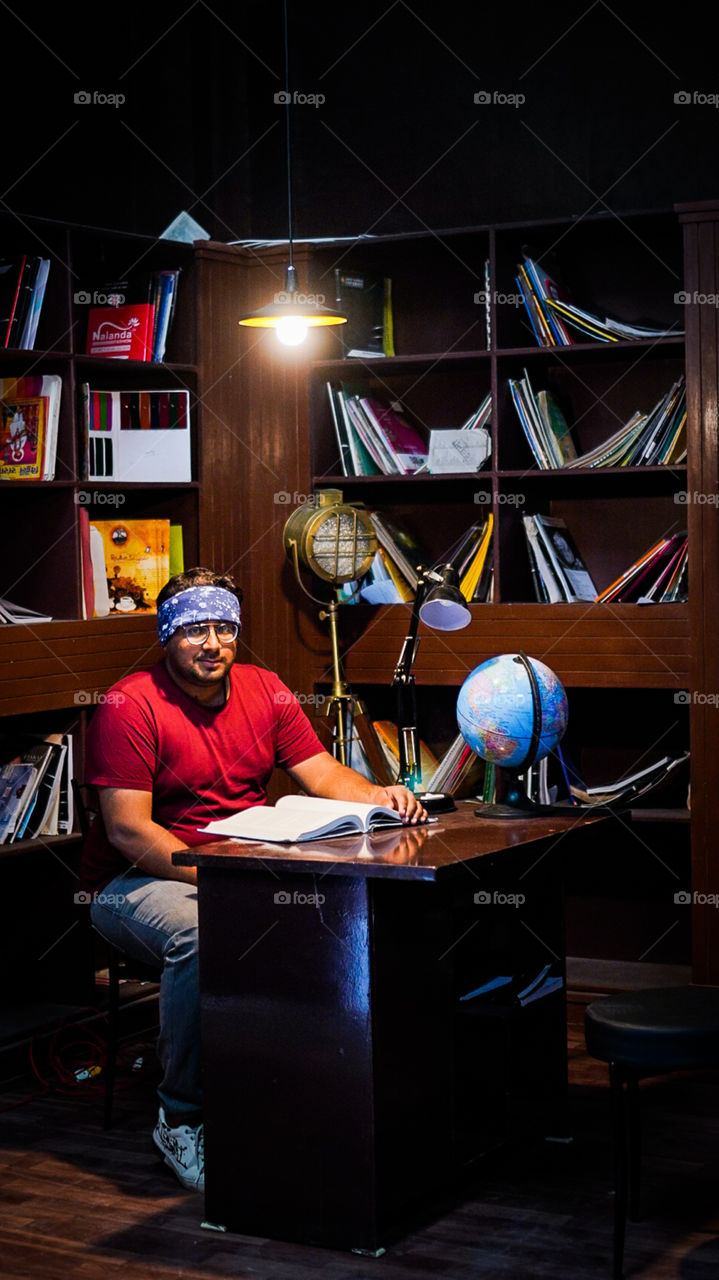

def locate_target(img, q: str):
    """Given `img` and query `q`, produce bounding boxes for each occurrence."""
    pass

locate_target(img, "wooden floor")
[2,997,719,1280]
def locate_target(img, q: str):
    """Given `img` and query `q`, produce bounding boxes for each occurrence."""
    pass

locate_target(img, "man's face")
[164,621,237,694]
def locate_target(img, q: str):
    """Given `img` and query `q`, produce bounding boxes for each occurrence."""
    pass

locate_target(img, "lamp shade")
[238,300,347,330]
[418,564,472,631]
[239,265,347,344]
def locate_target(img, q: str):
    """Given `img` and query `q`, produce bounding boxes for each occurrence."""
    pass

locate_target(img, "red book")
[85,302,156,360]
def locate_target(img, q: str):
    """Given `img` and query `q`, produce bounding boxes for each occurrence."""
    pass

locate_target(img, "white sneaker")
[153,1106,205,1191]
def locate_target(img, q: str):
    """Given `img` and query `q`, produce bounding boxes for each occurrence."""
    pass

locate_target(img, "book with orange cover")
[595,535,675,603]
[90,518,170,615]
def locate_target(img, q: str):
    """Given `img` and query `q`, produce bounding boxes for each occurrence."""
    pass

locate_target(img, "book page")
[275,794,398,823]
[198,795,401,842]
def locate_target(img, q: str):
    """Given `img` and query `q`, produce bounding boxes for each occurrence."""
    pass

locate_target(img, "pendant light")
[238,0,347,346]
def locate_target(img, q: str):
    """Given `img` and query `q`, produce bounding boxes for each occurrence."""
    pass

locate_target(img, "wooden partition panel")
[679,201,719,984]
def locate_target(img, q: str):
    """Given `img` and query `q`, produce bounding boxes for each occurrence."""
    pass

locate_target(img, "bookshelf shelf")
[497,466,686,477]
[494,336,685,359]
[73,357,197,375]
[314,349,493,371]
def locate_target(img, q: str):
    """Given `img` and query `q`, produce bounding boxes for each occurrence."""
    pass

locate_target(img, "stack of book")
[0,596,52,624]
[516,256,575,346]
[367,511,429,593]
[517,253,683,347]
[0,373,62,480]
[327,383,428,475]
[423,732,483,798]
[451,515,494,603]
[563,376,686,469]
[568,750,689,807]
[360,510,494,605]
[510,370,686,470]
[458,391,492,433]
[522,513,597,602]
[85,268,180,362]
[595,531,688,604]
[0,731,74,843]
[357,546,414,604]
[148,269,181,361]
[0,254,51,350]
[508,371,577,468]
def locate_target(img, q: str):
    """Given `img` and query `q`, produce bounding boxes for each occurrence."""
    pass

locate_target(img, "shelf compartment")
[495,346,686,471]
[496,477,687,604]
[493,213,684,351]
[308,232,491,358]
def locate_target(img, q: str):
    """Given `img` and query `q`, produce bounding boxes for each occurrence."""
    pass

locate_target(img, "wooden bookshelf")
[0,221,251,1010]
[230,209,713,978]
[3,202,718,1007]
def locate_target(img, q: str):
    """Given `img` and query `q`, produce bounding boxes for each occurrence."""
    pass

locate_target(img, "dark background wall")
[3,1,718,241]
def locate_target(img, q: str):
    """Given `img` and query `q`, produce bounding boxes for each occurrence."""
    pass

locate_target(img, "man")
[81,567,426,1193]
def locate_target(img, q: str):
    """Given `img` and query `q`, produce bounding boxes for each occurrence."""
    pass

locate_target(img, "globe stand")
[476,764,570,820]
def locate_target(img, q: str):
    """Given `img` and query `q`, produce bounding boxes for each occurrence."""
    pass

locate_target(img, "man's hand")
[289,751,429,824]
[372,784,428,824]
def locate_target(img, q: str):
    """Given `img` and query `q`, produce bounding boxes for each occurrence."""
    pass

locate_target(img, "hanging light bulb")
[238,1,346,344]
[276,315,309,346]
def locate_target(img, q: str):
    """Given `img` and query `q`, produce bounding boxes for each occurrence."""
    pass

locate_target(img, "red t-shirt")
[81,660,324,891]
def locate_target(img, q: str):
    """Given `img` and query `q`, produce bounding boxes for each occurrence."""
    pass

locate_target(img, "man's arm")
[288,751,428,823]
[98,787,196,884]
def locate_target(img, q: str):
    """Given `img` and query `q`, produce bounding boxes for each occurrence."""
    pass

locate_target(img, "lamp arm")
[391,571,432,791]
[392,570,429,686]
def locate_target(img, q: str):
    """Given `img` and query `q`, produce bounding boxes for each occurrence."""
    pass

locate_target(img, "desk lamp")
[393,563,471,811]
[283,490,393,783]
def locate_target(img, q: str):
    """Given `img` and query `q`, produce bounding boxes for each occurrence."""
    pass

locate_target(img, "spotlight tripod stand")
[285,538,394,786]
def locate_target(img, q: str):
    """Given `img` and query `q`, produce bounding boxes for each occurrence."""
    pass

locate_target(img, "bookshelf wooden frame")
[2,203,717,999]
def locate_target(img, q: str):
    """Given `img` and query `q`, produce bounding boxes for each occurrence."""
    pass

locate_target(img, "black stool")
[72,780,161,1128]
[585,985,719,1279]
[102,942,160,1128]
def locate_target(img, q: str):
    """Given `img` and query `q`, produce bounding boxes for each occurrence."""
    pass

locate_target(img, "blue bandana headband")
[157,585,242,645]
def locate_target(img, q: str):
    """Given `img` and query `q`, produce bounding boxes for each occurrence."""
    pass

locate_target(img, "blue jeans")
[90,872,201,1122]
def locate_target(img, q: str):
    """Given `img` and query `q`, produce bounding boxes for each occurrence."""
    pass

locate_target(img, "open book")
[198,795,408,843]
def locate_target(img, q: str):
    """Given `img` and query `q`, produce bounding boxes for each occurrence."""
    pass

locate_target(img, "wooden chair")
[584,986,719,1279]
[72,780,161,1128]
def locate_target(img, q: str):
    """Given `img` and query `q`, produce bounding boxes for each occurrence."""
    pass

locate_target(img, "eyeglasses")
[181,621,239,645]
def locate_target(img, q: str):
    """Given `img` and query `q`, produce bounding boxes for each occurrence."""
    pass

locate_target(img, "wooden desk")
[175,804,604,1254]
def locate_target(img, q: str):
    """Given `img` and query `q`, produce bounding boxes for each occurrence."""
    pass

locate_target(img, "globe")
[456,652,568,771]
